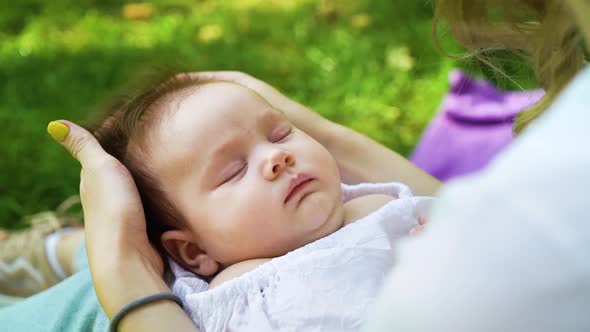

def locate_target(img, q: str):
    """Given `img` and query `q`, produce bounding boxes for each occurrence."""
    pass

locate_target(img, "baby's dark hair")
[86,71,215,257]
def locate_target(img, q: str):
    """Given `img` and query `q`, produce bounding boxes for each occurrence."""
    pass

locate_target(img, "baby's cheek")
[232,196,272,227]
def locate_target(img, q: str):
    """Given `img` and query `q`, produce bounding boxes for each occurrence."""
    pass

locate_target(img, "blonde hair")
[433,0,590,133]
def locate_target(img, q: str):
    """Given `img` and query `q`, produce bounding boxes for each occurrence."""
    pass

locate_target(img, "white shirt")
[171,182,434,331]
[364,67,590,331]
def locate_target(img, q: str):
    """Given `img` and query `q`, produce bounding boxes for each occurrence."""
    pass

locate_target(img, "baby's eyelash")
[222,163,247,184]
[273,128,293,143]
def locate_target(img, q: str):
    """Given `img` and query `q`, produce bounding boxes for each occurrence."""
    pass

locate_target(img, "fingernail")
[47,121,69,142]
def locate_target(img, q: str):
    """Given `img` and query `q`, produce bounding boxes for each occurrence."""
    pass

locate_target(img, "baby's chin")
[296,192,345,240]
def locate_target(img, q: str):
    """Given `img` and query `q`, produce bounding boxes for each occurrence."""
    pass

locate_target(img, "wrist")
[91,257,170,318]
[117,300,198,332]
[110,293,183,332]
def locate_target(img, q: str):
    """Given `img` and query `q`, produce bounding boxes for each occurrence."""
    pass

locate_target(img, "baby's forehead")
[151,82,264,134]
[174,82,268,113]
[151,81,281,152]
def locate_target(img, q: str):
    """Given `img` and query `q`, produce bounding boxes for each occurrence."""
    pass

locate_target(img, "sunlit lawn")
[1,0,466,227]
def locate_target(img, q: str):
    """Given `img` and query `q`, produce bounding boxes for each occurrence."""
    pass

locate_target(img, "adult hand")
[47,120,166,317]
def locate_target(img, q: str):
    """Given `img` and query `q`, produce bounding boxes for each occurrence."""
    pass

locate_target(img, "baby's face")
[150,82,344,266]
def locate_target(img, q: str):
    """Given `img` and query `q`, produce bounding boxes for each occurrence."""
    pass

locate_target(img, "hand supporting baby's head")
[91,73,345,277]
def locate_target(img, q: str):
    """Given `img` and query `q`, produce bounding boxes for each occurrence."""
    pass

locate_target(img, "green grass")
[0,0,535,228]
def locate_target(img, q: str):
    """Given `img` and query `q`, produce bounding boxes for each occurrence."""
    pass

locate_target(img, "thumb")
[47,120,108,167]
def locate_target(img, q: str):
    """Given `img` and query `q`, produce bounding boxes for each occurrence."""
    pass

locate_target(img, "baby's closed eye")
[270,125,293,143]
[220,162,248,185]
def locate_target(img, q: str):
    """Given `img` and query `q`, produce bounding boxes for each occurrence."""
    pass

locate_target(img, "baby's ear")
[161,230,220,276]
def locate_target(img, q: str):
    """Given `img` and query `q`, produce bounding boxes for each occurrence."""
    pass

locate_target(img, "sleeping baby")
[91,73,433,331]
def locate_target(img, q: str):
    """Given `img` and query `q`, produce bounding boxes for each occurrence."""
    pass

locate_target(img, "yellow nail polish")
[47,121,69,142]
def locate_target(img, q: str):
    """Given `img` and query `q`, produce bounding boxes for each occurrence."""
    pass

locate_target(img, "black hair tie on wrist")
[109,292,183,332]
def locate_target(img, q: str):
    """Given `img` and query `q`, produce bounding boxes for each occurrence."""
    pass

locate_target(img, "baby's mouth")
[284,174,315,204]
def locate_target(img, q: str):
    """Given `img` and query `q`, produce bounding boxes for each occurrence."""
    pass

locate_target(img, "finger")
[409,225,425,236]
[417,214,428,225]
[47,120,109,167]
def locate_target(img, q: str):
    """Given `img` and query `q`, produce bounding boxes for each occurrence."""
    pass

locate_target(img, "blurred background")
[0,0,535,228]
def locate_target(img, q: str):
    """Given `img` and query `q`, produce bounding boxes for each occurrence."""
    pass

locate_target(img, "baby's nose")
[263,149,295,180]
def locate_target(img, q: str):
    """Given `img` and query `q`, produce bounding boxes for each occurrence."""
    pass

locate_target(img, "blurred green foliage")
[0,0,536,228]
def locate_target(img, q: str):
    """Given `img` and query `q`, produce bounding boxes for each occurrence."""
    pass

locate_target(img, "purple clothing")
[410,70,544,181]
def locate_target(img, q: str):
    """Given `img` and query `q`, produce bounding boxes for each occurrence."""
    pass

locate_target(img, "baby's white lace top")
[171,182,434,331]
